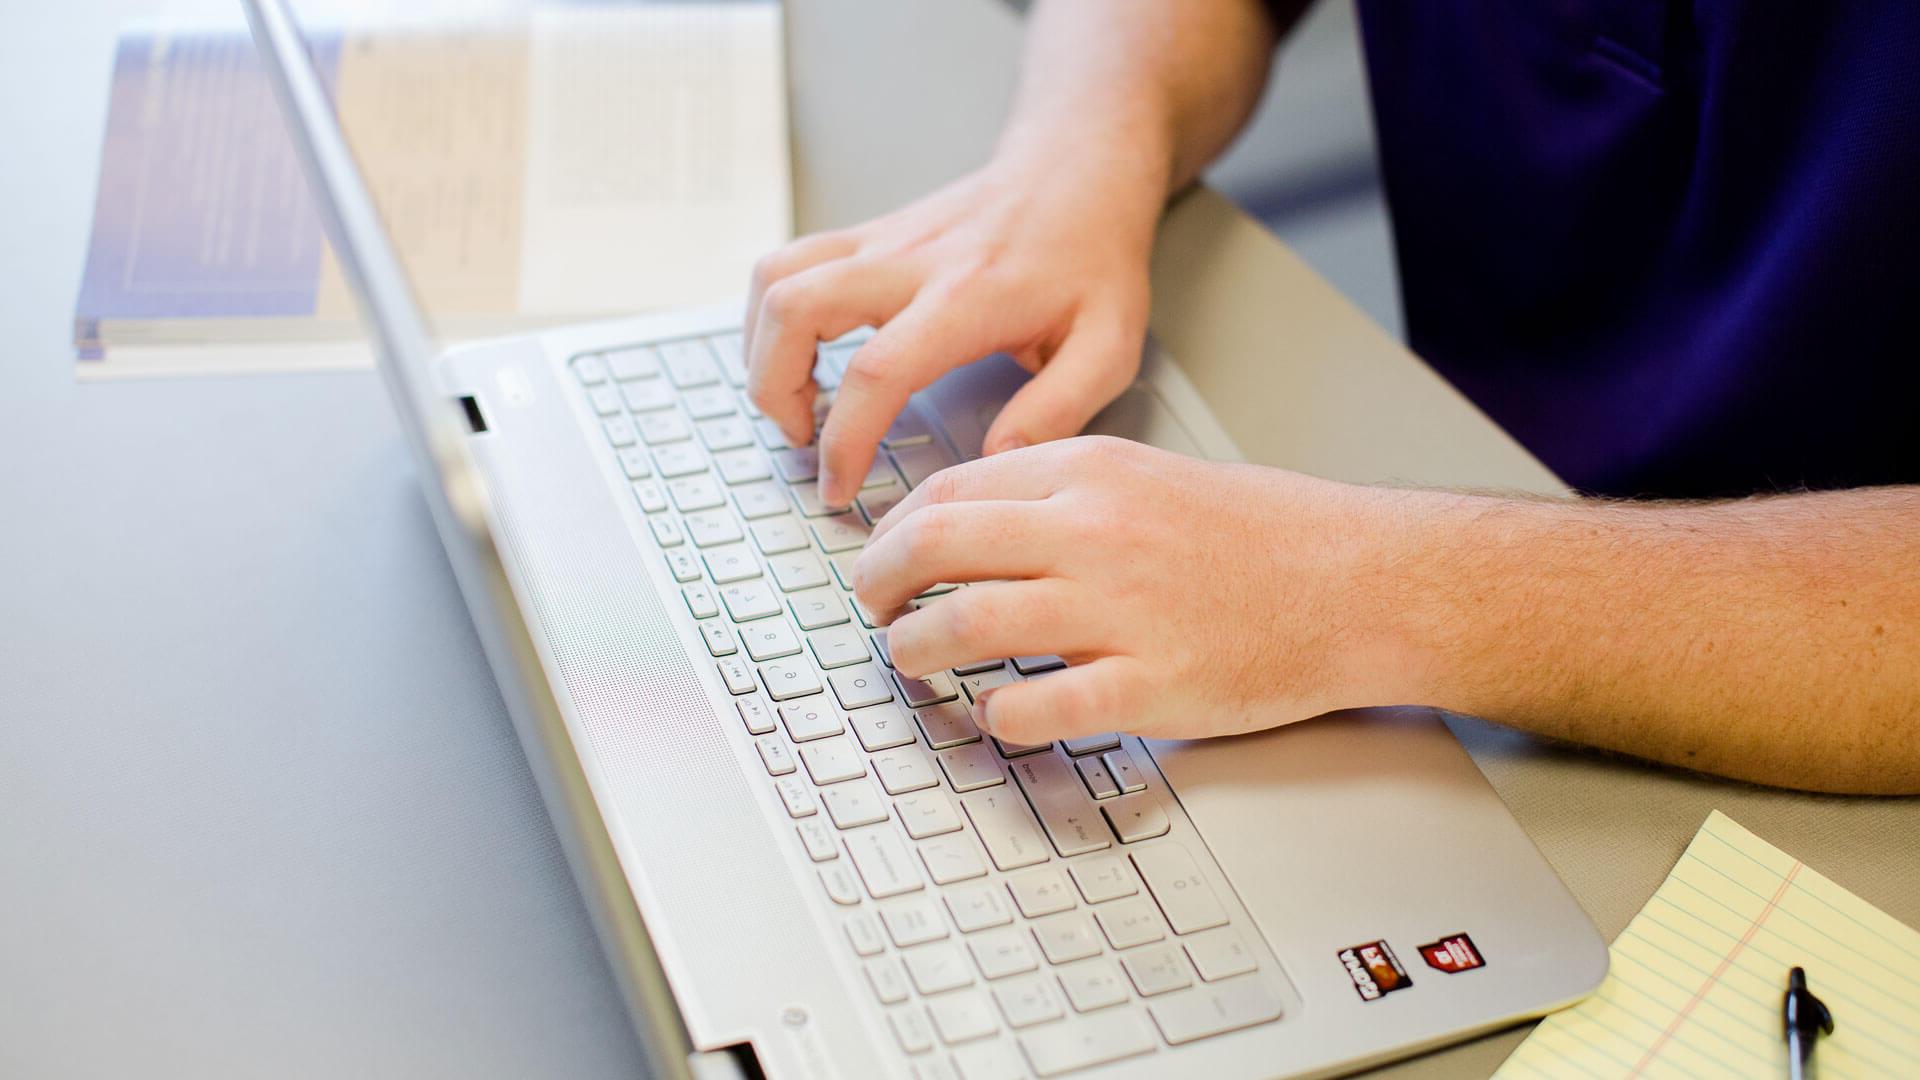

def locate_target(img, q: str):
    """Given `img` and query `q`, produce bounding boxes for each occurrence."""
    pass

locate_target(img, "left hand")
[853,436,1424,744]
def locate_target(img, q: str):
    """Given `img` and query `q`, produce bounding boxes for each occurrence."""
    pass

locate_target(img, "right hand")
[743,154,1160,507]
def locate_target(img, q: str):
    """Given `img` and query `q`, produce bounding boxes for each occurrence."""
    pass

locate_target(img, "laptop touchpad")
[918,353,1203,459]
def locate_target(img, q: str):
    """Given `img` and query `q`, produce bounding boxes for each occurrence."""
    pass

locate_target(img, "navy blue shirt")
[1354,2,1919,497]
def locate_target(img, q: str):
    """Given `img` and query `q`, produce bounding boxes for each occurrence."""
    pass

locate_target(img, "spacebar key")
[1019,1009,1156,1077]
[1148,976,1283,1045]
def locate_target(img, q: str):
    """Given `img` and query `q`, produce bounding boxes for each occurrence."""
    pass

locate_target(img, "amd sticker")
[1338,940,1412,1002]
[1418,933,1486,974]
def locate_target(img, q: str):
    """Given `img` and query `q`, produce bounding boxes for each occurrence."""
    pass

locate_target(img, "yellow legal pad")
[1496,810,1919,1079]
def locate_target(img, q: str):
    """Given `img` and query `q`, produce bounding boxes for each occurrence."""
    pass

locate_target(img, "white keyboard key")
[881,407,934,448]
[715,656,756,695]
[684,510,742,548]
[960,789,1051,871]
[1093,898,1166,950]
[873,747,941,794]
[868,957,911,1006]
[938,743,1005,792]
[775,776,816,818]
[860,456,901,489]
[828,549,863,591]
[1103,749,1147,793]
[789,587,850,630]
[1068,855,1139,904]
[1055,958,1130,1013]
[731,481,789,520]
[992,976,1064,1029]
[881,898,949,947]
[897,670,959,708]
[1122,945,1193,997]
[696,416,754,452]
[819,863,861,905]
[952,657,1004,677]
[1101,792,1171,843]
[709,333,747,386]
[927,991,998,1046]
[760,659,823,701]
[822,778,890,828]
[667,474,726,512]
[830,663,894,709]
[950,1041,1027,1080]
[994,737,1051,759]
[605,345,660,381]
[755,734,794,775]
[920,836,987,885]
[616,445,653,479]
[682,583,720,621]
[1018,1011,1156,1077]
[789,481,840,518]
[649,516,684,549]
[1010,753,1111,857]
[778,698,842,742]
[660,340,720,387]
[1011,654,1066,675]
[889,1005,933,1053]
[1075,757,1122,800]
[797,818,838,863]
[714,447,773,485]
[871,630,894,667]
[639,411,691,446]
[664,549,700,583]
[631,480,668,513]
[602,416,637,448]
[1184,928,1259,982]
[811,512,871,553]
[903,943,974,995]
[741,618,802,662]
[1132,844,1230,935]
[1147,976,1283,1045]
[768,551,830,593]
[621,378,676,413]
[1062,733,1121,756]
[587,384,621,415]
[702,542,760,585]
[735,693,775,734]
[961,667,1016,703]
[1006,867,1076,918]
[1030,912,1103,965]
[895,791,963,839]
[799,736,867,785]
[891,441,958,489]
[847,827,923,898]
[857,481,908,525]
[916,701,980,748]
[944,882,1013,933]
[573,353,609,384]
[772,446,820,483]
[754,417,792,449]
[681,385,735,420]
[652,442,707,478]
[967,927,1039,980]
[845,911,885,955]
[848,701,918,751]
[749,515,810,555]
[807,624,870,669]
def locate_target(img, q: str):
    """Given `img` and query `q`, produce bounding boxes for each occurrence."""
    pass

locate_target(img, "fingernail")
[969,691,997,735]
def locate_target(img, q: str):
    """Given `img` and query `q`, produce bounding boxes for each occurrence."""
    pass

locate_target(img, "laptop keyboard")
[570,331,1285,1078]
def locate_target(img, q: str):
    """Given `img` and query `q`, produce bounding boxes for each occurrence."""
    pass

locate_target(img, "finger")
[972,656,1153,745]
[816,296,990,508]
[852,500,1062,615]
[982,318,1143,455]
[867,442,1076,548]
[743,231,859,357]
[886,580,1105,679]
[747,258,917,445]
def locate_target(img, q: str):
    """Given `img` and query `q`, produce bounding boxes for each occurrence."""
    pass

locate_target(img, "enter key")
[1012,753,1113,857]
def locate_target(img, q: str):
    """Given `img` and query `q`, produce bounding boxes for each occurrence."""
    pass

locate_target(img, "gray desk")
[3,1,1913,1078]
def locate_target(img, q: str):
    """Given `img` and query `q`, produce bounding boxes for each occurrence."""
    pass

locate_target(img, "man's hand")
[852,437,1409,744]
[743,158,1157,508]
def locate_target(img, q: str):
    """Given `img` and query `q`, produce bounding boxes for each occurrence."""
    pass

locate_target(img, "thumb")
[983,321,1142,455]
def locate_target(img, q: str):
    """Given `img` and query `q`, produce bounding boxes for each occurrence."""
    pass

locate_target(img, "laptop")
[244,0,1608,1076]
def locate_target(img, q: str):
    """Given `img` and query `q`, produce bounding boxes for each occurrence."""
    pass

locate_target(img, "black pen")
[1782,965,1835,1080]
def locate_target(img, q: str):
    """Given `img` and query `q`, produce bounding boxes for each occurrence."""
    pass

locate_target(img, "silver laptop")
[244,1,1608,1076]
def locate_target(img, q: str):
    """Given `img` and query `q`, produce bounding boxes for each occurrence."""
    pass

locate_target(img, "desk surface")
[3,2,1914,1079]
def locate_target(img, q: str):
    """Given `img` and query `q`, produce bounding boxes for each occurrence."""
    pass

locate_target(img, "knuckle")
[760,279,810,324]
[839,347,896,396]
[749,251,787,294]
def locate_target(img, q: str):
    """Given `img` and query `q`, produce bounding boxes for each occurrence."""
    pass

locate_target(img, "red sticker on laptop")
[1338,940,1413,1002]
[1417,933,1485,974]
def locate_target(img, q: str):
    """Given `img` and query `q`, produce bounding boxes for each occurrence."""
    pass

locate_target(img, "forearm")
[994,0,1289,215]
[1359,487,1920,794]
